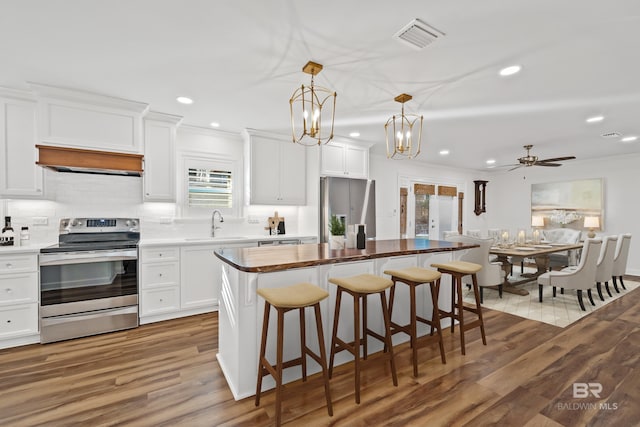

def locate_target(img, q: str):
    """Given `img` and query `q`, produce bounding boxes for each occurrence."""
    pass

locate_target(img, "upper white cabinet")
[30,83,148,154]
[320,141,369,178]
[0,88,44,198]
[246,130,306,205]
[143,111,183,202]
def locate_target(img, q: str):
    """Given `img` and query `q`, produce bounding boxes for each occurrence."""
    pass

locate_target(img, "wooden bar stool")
[431,260,486,355]
[384,267,446,377]
[255,282,333,426]
[328,273,397,404]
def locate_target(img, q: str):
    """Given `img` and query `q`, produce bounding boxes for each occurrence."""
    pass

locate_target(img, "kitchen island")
[214,238,477,400]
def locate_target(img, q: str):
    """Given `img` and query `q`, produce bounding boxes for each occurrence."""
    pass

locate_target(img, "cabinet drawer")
[140,287,180,316]
[140,247,179,262]
[140,262,179,288]
[0,303,38,339]
[0,254,38,274]
[0,273,38,305]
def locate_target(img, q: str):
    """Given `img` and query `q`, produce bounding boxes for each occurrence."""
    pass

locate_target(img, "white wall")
[368,152,490,240]
[488,153,640,275]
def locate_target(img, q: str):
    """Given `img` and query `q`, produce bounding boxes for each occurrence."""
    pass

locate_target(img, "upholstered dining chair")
[537,239,602,311]
[611,233,632,293]
[542,228,582,269]
[594,235,618,300]
[445,234,505,302]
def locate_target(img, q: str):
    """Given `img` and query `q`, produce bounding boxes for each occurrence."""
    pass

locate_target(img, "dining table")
[489,242,584,295]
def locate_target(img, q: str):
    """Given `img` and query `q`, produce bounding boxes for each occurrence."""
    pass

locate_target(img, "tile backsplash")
[3,170,307,244]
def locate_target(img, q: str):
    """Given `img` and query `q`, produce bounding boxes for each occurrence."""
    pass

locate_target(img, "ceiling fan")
[507,145,576,171]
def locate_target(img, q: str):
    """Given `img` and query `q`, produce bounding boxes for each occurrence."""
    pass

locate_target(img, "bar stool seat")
[431,260,487,355]
[384,267,446,377]
[255,282,333,426]
[328,273,397,404]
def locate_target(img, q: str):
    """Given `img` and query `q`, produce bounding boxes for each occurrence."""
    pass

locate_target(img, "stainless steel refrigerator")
[319,177,376,243]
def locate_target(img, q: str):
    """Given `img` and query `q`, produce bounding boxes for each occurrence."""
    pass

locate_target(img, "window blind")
[187,168,232,208]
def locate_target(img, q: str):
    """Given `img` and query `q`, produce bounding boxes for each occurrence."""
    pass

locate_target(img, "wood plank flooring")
[1,280,638,426]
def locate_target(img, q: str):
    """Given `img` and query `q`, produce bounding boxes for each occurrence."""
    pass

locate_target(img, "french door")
[400,181,458,240]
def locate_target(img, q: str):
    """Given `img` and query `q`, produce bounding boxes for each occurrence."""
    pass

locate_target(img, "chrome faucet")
[211,209,224,237]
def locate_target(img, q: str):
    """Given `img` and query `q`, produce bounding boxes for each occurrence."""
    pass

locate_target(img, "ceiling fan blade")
[508,164,523,171]
[537,156,576,163]
[535,162,562,167]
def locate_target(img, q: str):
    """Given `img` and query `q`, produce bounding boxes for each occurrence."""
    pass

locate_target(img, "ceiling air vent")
[393,18,445,50]
[601,132,621,138]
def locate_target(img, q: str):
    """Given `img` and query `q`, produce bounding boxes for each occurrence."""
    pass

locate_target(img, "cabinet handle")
[159,273,163,277]
[159,298,164,302]
[6,319,11,323]
[159,253,163,257]
[5,288,12,293]
[5,263,12,268]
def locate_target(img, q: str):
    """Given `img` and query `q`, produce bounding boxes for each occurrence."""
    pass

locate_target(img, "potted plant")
[328,215,345,250]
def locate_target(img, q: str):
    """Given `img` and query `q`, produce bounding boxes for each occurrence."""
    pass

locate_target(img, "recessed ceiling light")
[499,65,521,77]
[439,149,450,155]
[210,122,220,128]
[586,115,604,123]
[486,159,496,165]
[176,96,193,105]
[349,132,360,137]
[621,136,638,142]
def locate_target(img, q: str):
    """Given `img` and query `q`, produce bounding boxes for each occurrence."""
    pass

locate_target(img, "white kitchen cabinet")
[30,82,148,154]
[247,132,306,205]
[0,253,39,349]
[0,89,44,198]
[320,141,369,178]
[143,111,182,202]
[139,246,180,322]
[181,242,253,312]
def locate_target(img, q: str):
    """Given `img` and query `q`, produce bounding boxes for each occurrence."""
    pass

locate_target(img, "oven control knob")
[126,219,138,228]
[71,219,82,227]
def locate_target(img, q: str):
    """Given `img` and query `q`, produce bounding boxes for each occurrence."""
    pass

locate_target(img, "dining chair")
[537,239,602,311]
[594,235,618,300]
[445,234,505,301]
[611,233,632,293]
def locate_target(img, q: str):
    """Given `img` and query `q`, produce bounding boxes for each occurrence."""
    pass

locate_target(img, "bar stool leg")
[353,292,361,404]
[328,288,342,379]
[455,274,466,355]
[471,274,487,345]
[255,301,271,406]
[380,290,398,386]
[313,303,333,416]
[430,278,446,364]
[362,294,368,360]
[299,307,307,381]
[409,284,418,377]
[274,308,285,426]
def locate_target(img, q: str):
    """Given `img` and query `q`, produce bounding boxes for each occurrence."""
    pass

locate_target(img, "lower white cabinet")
[0,253,39,349]
[139,242,254,324]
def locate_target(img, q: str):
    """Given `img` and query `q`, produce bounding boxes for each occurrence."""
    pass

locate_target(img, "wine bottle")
[1,216,15,246]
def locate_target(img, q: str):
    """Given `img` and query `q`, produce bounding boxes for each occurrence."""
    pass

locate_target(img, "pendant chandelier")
[290,61,337,146]
[384,93,423,159]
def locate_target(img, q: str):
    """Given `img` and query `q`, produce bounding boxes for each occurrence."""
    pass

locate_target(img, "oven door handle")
[39,249,138,266]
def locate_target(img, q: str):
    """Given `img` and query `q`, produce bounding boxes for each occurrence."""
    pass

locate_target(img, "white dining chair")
[445,234,505,302]
[594,235,618,300]
[537,239,602,311]
[611,233,632,293]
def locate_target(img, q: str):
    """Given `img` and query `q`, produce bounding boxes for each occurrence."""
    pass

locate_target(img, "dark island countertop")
[214,238,478,273]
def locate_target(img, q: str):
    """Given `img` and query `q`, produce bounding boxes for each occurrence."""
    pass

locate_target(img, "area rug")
[463,268,639,327]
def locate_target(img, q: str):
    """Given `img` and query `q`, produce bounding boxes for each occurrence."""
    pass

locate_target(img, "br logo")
[573,383,603,398]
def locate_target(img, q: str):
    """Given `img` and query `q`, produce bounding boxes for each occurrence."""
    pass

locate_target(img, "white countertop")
[0,242,50,254]
[139,234,317,247]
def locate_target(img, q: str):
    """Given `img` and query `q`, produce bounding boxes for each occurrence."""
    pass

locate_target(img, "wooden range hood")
[36,145,144,176]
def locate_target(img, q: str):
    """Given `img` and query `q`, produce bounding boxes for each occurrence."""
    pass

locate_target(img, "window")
[187,168,232,208]
[180,154,239,217]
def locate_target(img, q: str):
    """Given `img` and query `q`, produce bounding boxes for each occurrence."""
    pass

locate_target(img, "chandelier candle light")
[290,61,337,146]
[531,215,544,244]
[385,93,423,159]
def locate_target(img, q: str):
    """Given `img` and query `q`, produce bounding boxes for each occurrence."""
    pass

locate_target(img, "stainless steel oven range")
[39,218,140,343]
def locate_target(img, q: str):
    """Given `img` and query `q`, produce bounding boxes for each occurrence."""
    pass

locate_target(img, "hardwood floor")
[1,281,638,427]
